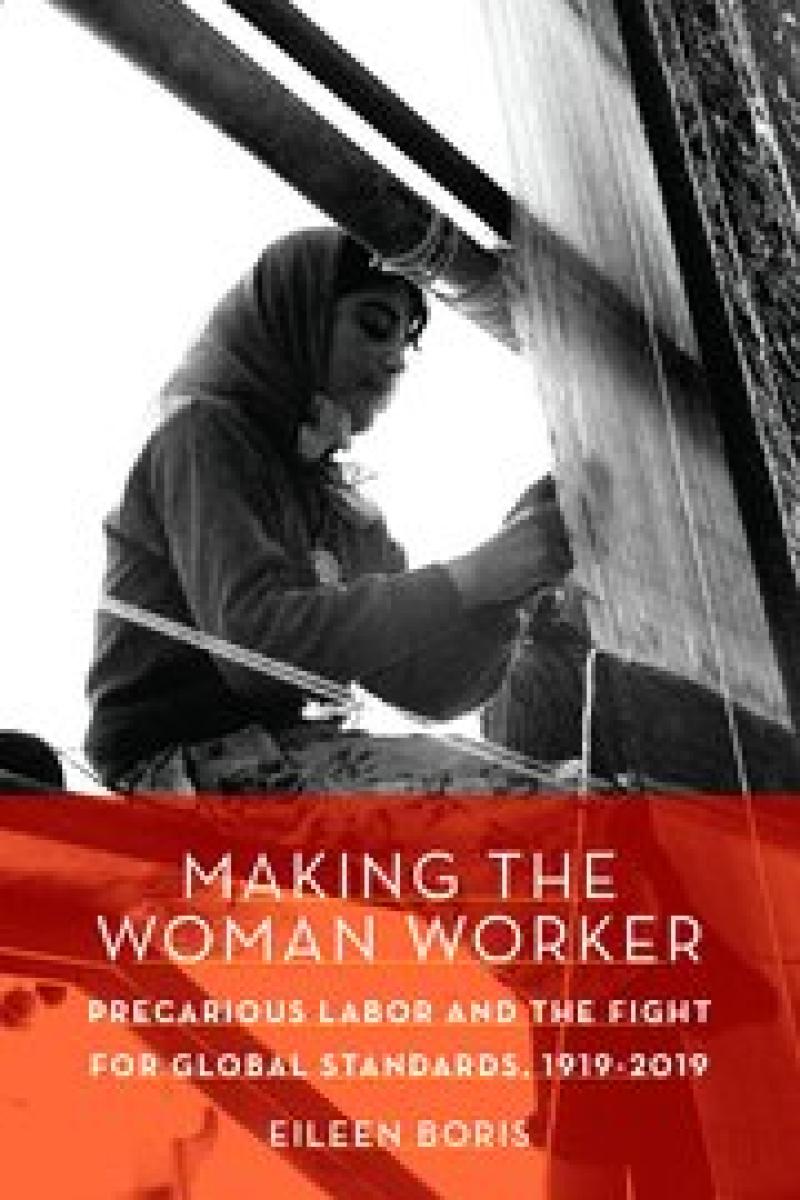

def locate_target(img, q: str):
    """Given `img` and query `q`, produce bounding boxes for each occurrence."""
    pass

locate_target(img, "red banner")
[0,791,798,1198]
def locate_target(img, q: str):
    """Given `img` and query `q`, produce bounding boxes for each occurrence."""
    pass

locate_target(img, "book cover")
[1,2,798,1197]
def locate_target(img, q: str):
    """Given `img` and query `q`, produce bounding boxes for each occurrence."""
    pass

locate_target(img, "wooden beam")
[224,0,513,238]
[47,0,708,377]
[48,0,518,350]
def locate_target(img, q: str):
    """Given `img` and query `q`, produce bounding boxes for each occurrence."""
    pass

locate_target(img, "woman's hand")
[445,496,573,611]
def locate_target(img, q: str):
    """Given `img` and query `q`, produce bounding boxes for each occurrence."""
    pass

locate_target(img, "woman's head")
[165,227,428,447]
[325,235,428,435]
[324,276,413,434]
[251,226,428,428]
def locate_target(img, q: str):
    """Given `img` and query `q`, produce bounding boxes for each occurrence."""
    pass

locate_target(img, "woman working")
[85,227,571,790]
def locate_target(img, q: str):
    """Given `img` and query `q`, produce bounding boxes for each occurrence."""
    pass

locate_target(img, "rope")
[377,211,461,290]
[101,594,352,707]
[579,645,598,795]
[57,746,110,792]
[98,593,617,792]
[542,642,596,1179]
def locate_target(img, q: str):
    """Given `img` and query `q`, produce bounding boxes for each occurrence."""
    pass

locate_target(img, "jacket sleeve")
[146,404,512,718]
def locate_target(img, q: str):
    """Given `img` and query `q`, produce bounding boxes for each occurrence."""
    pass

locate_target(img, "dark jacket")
[85,230,512,783]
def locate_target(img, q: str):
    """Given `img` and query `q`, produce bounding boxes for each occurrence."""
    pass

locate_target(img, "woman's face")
[325,279,413,434]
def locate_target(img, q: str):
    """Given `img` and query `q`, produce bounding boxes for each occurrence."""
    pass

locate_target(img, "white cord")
[100,593,615,791]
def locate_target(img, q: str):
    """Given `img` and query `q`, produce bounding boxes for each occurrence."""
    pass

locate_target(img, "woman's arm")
[145,402,566,720]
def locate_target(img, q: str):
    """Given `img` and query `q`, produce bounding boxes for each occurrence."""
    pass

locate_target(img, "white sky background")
[0,0,551,779]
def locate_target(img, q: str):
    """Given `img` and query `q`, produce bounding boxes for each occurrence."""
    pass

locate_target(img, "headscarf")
[163,227,346,448]
[161,227,427,456]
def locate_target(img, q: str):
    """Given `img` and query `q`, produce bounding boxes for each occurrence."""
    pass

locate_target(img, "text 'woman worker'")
[85,227,571,790]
